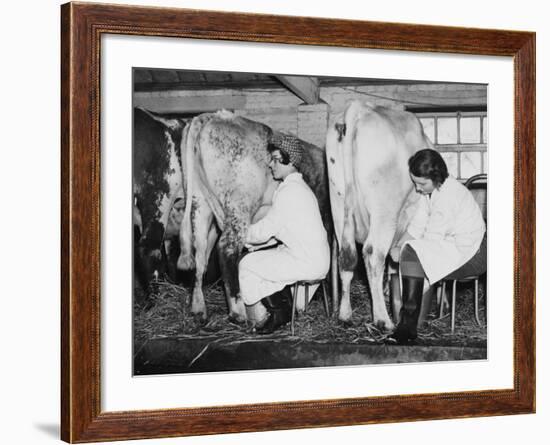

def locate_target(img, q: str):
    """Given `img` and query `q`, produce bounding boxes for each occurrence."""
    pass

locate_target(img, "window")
[413,109,487,181]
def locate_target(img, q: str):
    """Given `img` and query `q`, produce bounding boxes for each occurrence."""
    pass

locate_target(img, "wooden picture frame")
[61,1,535,442]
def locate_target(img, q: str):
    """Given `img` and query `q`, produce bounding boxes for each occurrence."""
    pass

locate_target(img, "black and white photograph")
[4,0,547,443]
[132,69,488,375]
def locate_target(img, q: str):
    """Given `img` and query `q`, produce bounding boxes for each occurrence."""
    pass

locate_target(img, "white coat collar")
[273,172,303,199]
[283,172,303,184]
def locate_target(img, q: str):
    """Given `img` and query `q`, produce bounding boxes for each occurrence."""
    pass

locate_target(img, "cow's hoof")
[228,313,247,325]
[191,306,208,320]
[190,305,207,322]
[338,308,353,325]
[375,319,395,333]
[192,313,208,325]
[338,308,353,323]
[338,319,354,328]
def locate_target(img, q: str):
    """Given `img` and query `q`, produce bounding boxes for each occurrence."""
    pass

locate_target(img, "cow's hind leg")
[217,219,247,323]
[190,210,217,321]
[363,217,396,332]
[339,270,354,324]
[338,238,358,323]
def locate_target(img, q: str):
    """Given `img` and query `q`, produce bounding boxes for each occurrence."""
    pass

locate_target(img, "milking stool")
[436,174,487,333]
[291,278,330,336]
[437,274,483,333]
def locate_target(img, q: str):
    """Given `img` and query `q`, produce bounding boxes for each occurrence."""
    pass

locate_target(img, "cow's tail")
[177,114,225,271]
[178,114,211,271]
[177,119,195,270]
[195,149,226,232]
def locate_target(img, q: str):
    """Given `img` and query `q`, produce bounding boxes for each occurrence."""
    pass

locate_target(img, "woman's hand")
[390,246,401,263]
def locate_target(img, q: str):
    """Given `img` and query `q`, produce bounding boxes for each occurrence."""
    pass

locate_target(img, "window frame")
[415,110,487,180]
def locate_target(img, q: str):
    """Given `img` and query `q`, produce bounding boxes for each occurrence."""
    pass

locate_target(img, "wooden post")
[331,236,339,317]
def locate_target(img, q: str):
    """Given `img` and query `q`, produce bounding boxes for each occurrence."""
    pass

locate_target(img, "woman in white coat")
[238,134,330,334]
[390,149,486,344]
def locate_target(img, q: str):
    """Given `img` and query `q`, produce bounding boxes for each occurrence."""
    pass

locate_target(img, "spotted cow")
[133,107,188,291]
[326,101,432,331]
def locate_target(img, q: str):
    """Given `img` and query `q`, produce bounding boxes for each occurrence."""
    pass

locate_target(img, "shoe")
[389,276,424,344]
[255,287,292,335]
[261,286,292,310]
[255,308,291,334]
[389,323,417,345]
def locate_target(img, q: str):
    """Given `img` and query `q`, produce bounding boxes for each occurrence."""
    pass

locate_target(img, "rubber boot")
[256,287,292,335]
[390,276,425,344]
[261,292,281,311]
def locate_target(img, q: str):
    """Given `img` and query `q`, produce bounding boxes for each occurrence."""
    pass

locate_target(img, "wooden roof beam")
[275,75,320,104]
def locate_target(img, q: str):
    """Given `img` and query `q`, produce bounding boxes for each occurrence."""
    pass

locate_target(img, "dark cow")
[177,110,331,322]
[326,101,431,331]
[133,107,187,290]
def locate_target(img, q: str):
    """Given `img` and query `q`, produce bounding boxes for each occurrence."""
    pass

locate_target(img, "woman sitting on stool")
[238,133,330,334]
[390,149,486,344]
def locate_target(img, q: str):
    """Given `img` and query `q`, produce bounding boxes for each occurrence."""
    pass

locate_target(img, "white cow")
[326,101,432,331]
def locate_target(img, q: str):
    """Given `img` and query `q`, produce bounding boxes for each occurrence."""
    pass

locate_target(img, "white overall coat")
[402,176,486,284]
[238,173,330,305]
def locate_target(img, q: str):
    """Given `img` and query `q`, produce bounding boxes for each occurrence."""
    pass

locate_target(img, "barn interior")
[133,68,488,375]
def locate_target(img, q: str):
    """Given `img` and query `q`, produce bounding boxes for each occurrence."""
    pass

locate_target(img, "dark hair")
[408,149,449,186]
[267,144,291,165]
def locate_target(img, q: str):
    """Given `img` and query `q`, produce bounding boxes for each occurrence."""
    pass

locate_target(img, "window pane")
[441,152,458,177]
[437,117,458,144]
[461,152,482,179]
[482,116,488,143]
[460,117,481,143]
[419,117,435,144]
